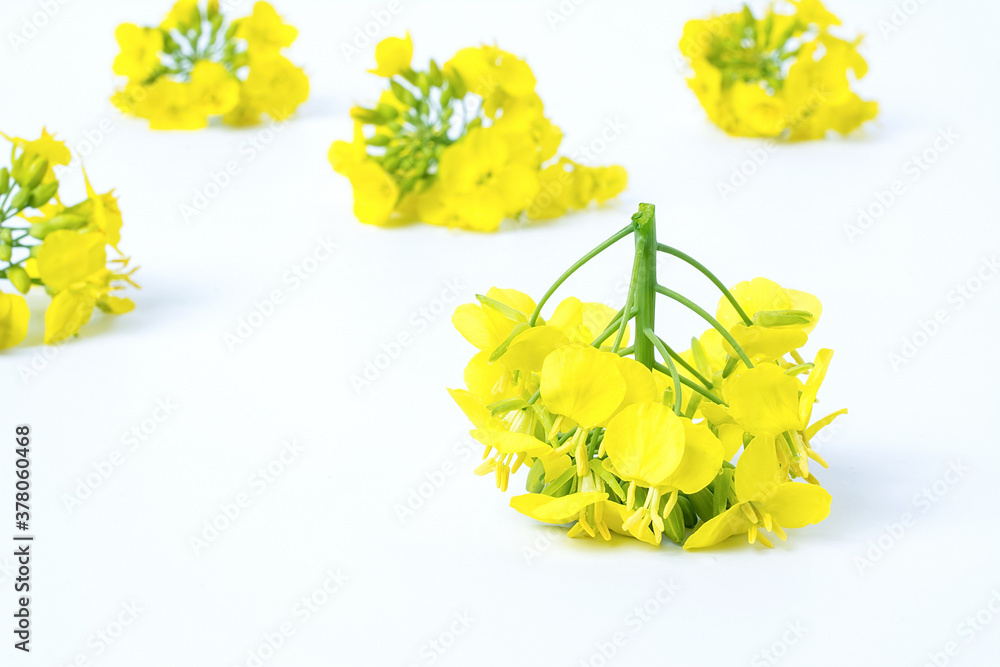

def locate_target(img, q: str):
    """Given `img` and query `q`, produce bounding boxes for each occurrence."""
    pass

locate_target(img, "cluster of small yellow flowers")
[111,0,308,129]
[448,204,844,549]
[680,0,877,140]
[329,34,627,231]
[0,130,138,350]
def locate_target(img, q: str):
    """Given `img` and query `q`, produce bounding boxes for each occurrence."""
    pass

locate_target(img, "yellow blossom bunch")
[111,0,308,129]
[680,0,877,140]
[449,204,845,549]
[329,34,627,231]
[0,130,138,349]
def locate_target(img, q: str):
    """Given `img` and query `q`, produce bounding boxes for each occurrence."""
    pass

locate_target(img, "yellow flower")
[369,33,413,78]
[132,79,209,130]
[444,45,536,118]
[452,288,536,352]
[2,128,71,184]
[36,231,106,293]
[0,293,30,350]
[716,278,821,363]
[189,61,240,116]
[82,169,123,249]
[729,82,786,138]
[342,160,399,226]
[161,0,199,31]
[540,344,625,429]
[684,435,831,549]
[232,55,309,123]
[726,364,803,437]
[113,24,164,82]
[234,1,298,58]
[419,127,539,232]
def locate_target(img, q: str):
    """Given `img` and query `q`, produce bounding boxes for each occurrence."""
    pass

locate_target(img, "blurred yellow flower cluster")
[0,130,138,349]
[111,0,308,129]
[329,34,627,231]
[449,204,844,549]
[680,0,877,140]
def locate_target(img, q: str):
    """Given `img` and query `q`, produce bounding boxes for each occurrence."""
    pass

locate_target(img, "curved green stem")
[527,227,634,326]
[657,243,752,326]
[645,329,682,415]
[652,362,727,405]
[653,334,713,389]
[655,284,754,369]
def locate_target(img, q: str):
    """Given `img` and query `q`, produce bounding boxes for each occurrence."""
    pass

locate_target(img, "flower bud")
[0,167,9,195]
[29,181,59,208]
[366,134,391,147]
[25,157,49,189]
[374,103,399,121]
[6,265,31,294]
[0,244,10,262]
[9,187,31,211]
[753,309,813,327]
[389,80,417,107]
[428,60,443,87]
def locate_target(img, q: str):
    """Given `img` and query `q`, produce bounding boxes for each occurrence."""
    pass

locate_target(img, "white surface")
[2,1,999,665]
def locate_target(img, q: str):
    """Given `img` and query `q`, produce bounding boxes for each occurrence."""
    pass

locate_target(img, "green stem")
[591,307,635,348]
[645,329,682,414]
[652,362,727,405]
[655,284,754,369]
[632,204,657,369]
[657,244,753,326]
[654,334,713,389]
[528,225,634,326]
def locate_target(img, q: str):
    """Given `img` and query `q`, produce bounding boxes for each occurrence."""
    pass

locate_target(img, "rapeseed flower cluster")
[330,34,627,231]
[0,130,137,349]
[112,1,308,129]
[449,204,844,549]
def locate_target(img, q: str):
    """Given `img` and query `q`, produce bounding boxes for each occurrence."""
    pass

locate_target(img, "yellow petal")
[471,430,549,455]
[602,403,685,487]
[613,356,659,412]
[765,482,832,528]
[683,505,750,550]
[805,408,848,441]
[509,492,607,524]
[717,423,744,461]
[368,32,413,77]
[447,388,499,431]
[725,324,808,363]
[799,348,833,428]
[786,289,822,333]
[0,293,30,350]
[658,420,723,493]
[501,325,568,373]
[540,345,625,428]
[734,435,784,503]
[727,364,802,436]
[717,278,791,331]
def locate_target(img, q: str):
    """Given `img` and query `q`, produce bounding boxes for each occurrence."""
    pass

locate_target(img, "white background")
[2,1,999,665]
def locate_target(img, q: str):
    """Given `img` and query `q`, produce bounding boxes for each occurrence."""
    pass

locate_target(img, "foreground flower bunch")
[449,204,845,549]
[0,130,138,349]
[112,0,309,129]
[680,0,877,140]
[329,34,627,231]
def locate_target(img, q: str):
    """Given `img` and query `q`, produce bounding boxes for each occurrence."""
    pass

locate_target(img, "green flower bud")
[686,487,715,523]
[366,134,391,147]
[525,459,546,493]
[29,181,59,208]
[416,72,430,97]
[389,80,417,107]
[374,103,399,121]
[0,244,10,262]
[448,71,467,99]
[753,309,813,327]
[677,495,697,528]
[25,158,49,189]
[662,501,687,545]
[7,265,30,294]
[350,107,384,125]
[9,187,32,212]
[428,59,443,87]
[1,228,11,244]
[439,86,453,106]
[0,167,9,195]
[10,153,27,183]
